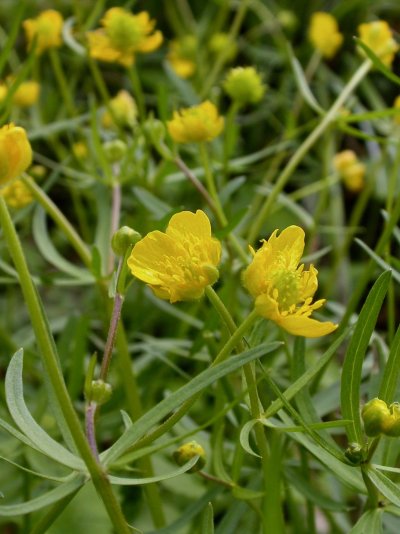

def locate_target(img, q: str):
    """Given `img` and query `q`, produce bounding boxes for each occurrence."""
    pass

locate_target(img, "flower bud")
[382,402,400,437]
[361,398,390,437]
[102,90,137,130]
[103,139,127,163]
[89,379,113,405]
[173,441,206,473]
[111,226,142,256]
[223,67,266,106]
[0,124,32,185]
[344,442,365,465]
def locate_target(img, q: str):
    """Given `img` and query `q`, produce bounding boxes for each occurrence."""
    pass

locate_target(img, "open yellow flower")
[23,10,64,55]
[242,226,337,337]
[0,124,32,185]
[87,8,163,67]
[167,101,224,143]
[358,21,399,67]
[127,210,221,303]
[308,12,343,59]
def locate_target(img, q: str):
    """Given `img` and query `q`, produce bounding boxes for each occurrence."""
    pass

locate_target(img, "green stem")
[21,175,92,269]
[200,0,250,97]
[199,144,249,264]
[361,466,379,509]
[247,59,372,245]
[205,286,270,533]
[0,197,131,533]
[128,65,146,120]
[223,101,240,183]
[49,49,76,116]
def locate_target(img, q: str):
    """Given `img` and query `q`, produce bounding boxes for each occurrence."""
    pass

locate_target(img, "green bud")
[111,226,142,256]
[143,118,172,160]
[361,398,389,437]
[223,67,266,106]
[173,441,206,473]
[90,379,113,405]
[103,140,127,163]
[277,10,298,32]
[344,442,365,465]
[383,402,400,437]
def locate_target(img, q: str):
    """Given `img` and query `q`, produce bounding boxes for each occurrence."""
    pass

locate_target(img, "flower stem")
[100,290,124,381]
[247,59,372,245]
[128,65,146,120]
[0,197,131,534]
[48,49,76,117]
[198,144,249,264]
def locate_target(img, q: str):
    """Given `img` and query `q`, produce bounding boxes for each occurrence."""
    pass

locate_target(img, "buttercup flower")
[308,12,343,59]
[167,101,224,143]
[358,21,399,67]
[87,8,163,67]
[0,124,32,185]
[223,67,266,106]
[23,10,64,55]
[101,90,137,129]
[128,210,221,303]
[0,179,33,208]
[0,79,40,108]
[333,150,365,193]
[167,36,197,78]
[242,226,337,337]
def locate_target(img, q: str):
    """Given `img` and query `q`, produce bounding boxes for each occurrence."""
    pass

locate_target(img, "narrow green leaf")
[355,38,400,87]
[264,327,350,418]
[379,323,400,403]
[341,271,391,443]
[133,186,172,219]
[288,46,324,115]
[0,475,85,516]
[231,486,264,501]
[101,342,282,466]
[367,467,400,507]
[355,238,400,284]
[32,207,93,282]
[5,349,85,471]
[279,412,365,492]
[109,456,199,485]
[349,509,383,534]
[285,467,350,512]
[201,502,214,534]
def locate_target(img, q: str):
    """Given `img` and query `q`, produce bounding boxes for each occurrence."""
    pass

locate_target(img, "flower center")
[106,13,143,49]
[271,270,300,311]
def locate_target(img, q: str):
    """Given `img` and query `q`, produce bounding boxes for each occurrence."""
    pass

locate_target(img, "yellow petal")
[136,30,163,52]
[277,315,338,337]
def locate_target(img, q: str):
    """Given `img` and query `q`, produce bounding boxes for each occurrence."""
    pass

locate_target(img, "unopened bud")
[90,379,112,405]
[344,442,365,465]
[383,402,400,437]
[361,398,389,437]
[103,139,127,163]
[173,441,206,473]
[111,226,142,256]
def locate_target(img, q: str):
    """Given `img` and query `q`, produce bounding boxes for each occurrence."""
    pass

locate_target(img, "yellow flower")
[308,12,343,58]
[0,79,40,108]
[242,226,337,337]
[358,21,399,67]
[0,179,33,209]
[87,8,163,67]
[23,10,64,55]
[72,141,88,159]
[223,67,266,106]
[127,210,221,303]
[167,36,197,78]
[167,101,224,144]
[0,124,32,186]
[101,90,137,129]
[333,150,365,193]
[12,81,40,108]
